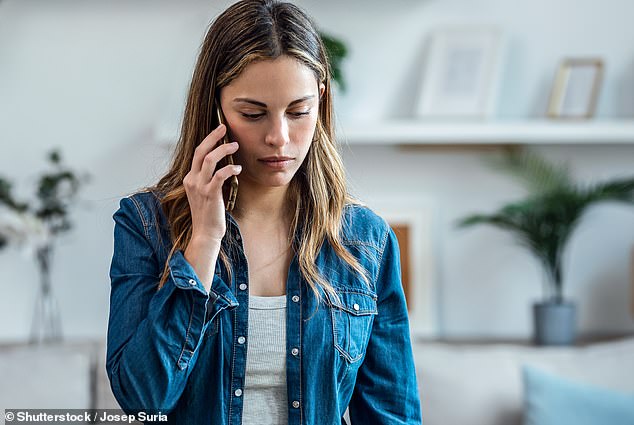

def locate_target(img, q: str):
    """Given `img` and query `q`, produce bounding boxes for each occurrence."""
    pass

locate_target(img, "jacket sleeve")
[348,226,423,424]
[106,196,237,415]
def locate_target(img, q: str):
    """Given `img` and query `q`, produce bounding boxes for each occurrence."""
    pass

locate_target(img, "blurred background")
[1,0,633,424]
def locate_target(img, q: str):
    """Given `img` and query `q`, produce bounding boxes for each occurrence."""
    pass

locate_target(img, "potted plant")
[457,149,634,345]
[0,149,90,344]
[320,32,349,92]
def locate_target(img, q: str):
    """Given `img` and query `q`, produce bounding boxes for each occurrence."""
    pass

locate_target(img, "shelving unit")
[337,119,634,145]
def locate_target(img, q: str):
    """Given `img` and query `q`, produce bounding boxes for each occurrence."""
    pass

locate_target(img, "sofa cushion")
[413,336,634,425]
[522,366,634,425]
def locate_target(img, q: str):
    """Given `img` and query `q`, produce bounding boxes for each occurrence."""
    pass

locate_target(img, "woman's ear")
[319,82,325,99]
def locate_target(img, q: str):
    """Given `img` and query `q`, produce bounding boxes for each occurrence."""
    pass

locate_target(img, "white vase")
[29,243,62,344]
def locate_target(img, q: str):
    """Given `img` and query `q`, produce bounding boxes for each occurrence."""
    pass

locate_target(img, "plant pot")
[532,301,576,346]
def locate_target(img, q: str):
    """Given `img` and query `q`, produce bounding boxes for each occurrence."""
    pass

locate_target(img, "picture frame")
[416,27,504,119]
[368,197,438,338]
[547,58,604,119]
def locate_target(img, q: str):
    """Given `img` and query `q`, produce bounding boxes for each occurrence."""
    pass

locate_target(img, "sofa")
[413,336,634,425]
[1,336,633,424]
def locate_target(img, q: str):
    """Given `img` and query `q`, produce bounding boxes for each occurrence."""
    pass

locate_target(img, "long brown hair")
[141,0,369,300]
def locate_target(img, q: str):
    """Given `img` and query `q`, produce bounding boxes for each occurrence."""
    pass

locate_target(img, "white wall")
[0,0,632,342]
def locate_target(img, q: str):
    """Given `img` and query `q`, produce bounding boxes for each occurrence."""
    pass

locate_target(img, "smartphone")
[215,104,239,212]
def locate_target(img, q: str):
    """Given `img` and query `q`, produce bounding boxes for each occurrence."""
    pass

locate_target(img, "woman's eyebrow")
[232,95,315,108]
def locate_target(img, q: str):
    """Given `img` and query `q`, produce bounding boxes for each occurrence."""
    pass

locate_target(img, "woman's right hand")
[183,124,242,245]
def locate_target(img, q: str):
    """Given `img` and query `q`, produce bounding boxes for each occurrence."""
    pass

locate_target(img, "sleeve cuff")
[168,249,239,310]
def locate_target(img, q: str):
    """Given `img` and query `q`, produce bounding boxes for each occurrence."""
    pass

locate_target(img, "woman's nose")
[264,115,290,147]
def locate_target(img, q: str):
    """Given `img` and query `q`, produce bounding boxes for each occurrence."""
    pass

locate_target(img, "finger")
[209,164,242,191]
[200,142,239,183]
[191,124,227,173]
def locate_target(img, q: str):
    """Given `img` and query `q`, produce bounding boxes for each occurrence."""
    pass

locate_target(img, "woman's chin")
[244,173,294,189]
[263,176,294,188]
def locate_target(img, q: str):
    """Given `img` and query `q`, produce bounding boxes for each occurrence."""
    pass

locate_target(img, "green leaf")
[320,32,348,92]
[485,149,573,193]
[0,176,28,212]
[583,177,634,204]
[49,149,61,164]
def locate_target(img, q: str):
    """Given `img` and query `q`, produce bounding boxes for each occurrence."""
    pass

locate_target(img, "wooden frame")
[547,58,604,119]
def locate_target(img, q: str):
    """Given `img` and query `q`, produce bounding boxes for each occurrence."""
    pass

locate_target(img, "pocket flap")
[326,290,378,316]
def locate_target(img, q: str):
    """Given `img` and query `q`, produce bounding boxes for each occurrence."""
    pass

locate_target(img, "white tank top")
[241,294,288,424]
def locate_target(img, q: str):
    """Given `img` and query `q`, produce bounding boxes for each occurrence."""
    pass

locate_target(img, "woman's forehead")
[221,56,319,106]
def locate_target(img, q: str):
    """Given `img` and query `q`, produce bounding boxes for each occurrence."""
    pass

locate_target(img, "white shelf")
[337,119,634,145]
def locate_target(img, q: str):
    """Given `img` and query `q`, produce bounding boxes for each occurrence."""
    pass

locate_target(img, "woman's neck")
[231,181,293,228]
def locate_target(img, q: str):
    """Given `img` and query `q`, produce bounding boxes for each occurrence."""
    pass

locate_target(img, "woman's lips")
[258,158,294,169]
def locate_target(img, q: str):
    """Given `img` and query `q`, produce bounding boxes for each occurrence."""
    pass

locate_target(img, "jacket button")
[292,400,300,408]
[353,303,360,311]
[234,389,242,397]
[237,336,246,344]
[292,295,300,303]
[239,283,247,291]
[188,279,197,286]
[291,348,299,356]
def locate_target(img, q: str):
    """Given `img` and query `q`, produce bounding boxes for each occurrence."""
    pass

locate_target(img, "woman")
[106,0,421,424]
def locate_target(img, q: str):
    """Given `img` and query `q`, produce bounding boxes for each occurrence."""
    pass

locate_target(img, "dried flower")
[0,148,89,255]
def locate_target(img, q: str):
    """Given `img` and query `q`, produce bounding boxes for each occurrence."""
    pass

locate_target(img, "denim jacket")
[106,191,422,424]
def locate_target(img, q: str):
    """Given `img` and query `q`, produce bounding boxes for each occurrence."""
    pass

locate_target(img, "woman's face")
[219,55,325,190]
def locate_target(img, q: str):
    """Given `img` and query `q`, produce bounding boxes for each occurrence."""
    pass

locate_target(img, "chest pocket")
[326,290,378,363]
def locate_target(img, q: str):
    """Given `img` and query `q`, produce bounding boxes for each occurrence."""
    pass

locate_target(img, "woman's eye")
[241,113,264,120]
[240,111,311,120]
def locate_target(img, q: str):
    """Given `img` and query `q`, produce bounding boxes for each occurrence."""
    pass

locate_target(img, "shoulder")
[114,190,166,232]
[340,203,391,252]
